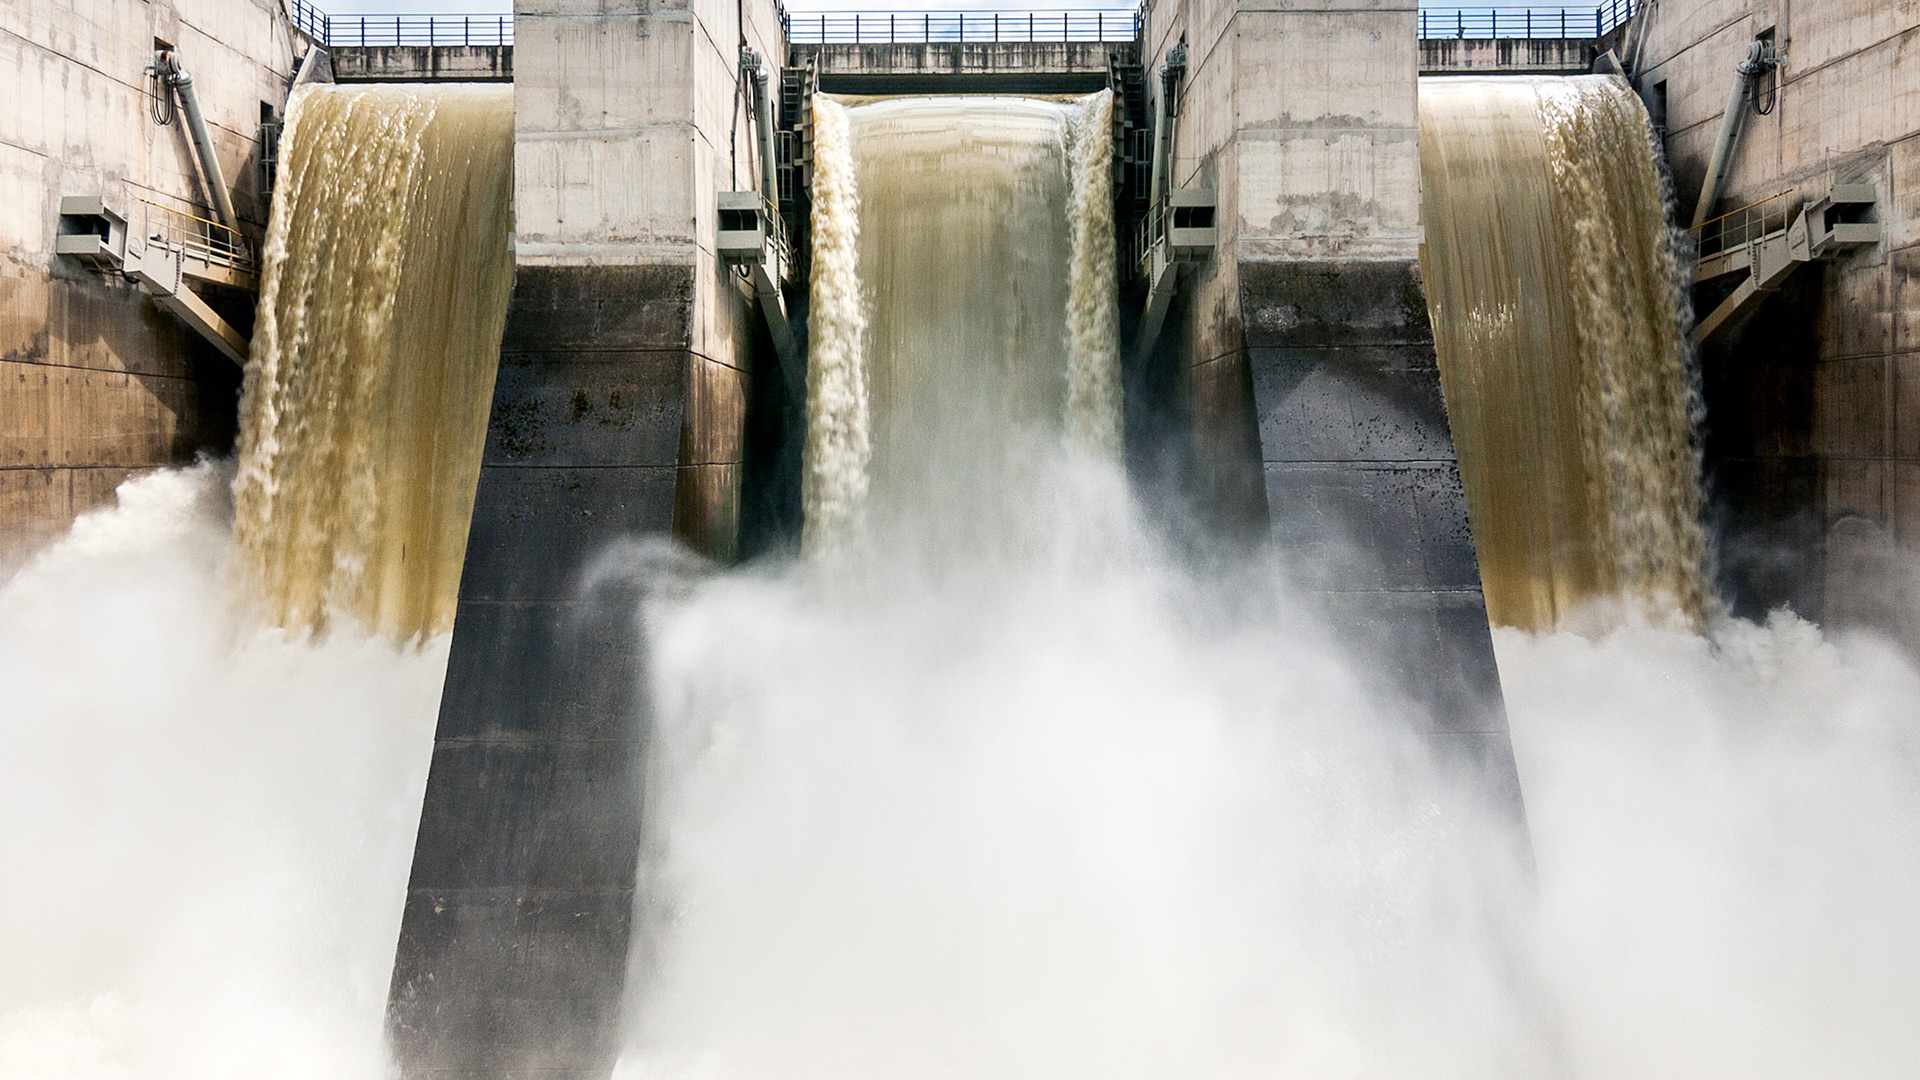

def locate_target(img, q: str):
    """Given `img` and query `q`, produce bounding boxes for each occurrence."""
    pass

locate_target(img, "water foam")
[617,447,1920,1079]
[0,465,445,1080]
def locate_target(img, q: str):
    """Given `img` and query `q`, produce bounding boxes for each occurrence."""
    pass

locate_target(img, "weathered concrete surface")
[795,40,1124,93]
[387,0,779,1073]
[1140,0,1520,803]
[333,44,513,82]
[1420,36,1596,75]
[387,264,695,1080]
[0,0,298,569]
[1634,0,1920,646]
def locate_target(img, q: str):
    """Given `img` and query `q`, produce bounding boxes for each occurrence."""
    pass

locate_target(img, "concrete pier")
[383,0,783,1074]
[1140,0,1521,801]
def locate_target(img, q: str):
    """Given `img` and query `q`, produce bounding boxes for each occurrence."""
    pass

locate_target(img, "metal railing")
[291,2,514,48]
[138,199,260,279]
[289,2,1639,49]
[784,10,1140,45]
[1690,189,1794,260]
[1418,0,1635,40]
[291,0,329,42]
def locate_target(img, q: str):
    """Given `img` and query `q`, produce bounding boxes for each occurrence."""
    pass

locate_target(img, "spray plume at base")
[0,464,447,1080]
[617,452,1920,1080]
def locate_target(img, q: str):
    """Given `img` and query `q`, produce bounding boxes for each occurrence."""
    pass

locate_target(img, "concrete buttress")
[385,0,785,1074]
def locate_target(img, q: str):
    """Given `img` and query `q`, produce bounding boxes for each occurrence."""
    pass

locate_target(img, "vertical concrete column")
[1144,0,1521,807]
[387,0,783,1075]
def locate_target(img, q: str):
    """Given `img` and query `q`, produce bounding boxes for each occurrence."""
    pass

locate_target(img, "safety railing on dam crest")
[292,0,514,47]
[293,2,1637,50]
[1416,1,1635,39]
[784,9,1139,44]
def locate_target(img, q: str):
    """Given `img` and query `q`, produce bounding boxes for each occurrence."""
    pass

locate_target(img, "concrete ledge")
[796,40,1127,95]
[1419,37,1597,75]
[332,44,514,82]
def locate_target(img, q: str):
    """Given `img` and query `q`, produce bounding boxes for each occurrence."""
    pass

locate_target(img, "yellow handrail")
[139,197,248,240]
[1690,189,1792,234]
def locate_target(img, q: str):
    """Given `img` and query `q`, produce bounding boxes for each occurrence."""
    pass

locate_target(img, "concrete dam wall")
[5,1,1920,1078]
[1,0,305,573]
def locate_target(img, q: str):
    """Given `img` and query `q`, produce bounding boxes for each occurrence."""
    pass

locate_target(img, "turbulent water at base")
[802,93,1120,557]
[1,465,446,1079]
[1420,75,1708,632]
[234,84,514,639]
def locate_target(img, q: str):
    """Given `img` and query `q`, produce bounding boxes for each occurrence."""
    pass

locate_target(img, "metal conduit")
[156,51,239,234]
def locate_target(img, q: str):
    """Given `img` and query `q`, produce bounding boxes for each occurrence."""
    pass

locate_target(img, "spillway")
[804,92,1120,557]
[1419,75,1708,632]
[233,84,514,639]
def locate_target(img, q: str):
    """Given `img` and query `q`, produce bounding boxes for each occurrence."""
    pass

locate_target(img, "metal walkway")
[1690,186,1880,345]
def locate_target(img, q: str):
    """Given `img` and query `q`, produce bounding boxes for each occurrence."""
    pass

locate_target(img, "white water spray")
[0,465,445,1080]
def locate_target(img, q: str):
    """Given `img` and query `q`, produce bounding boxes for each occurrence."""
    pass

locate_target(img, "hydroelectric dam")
[4,1,1919,1078]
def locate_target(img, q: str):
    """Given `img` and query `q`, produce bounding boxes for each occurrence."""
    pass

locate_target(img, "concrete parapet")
[333,44,514,82]
[795,40,1123,93]
[1419,36,1597,75]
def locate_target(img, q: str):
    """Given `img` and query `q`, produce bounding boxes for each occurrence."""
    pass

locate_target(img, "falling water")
[233,84,514,638]
[801,96,871,557]
[1064,90,1122,458]
[1419,75,1707,632]
[802,92,1121,557]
